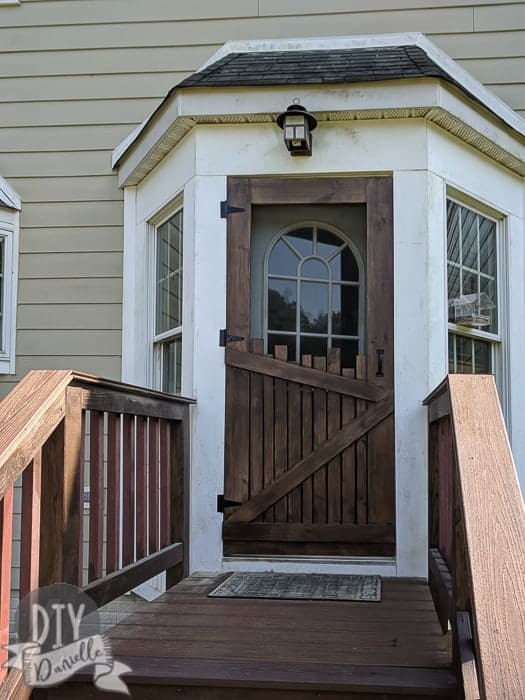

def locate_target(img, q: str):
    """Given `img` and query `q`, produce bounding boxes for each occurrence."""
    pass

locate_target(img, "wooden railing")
[0,370,193,698]
[424,374,525,699]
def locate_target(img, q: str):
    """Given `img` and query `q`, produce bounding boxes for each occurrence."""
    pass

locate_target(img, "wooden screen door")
[222,177,395,556]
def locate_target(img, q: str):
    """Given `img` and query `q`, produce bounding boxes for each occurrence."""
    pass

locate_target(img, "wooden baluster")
[135,416,148,560]
[159,420,171,548]
[312,355,327,524]
[355,355,368,524]
[341,367,356,524]
[148,418,160,554]
[89,410,104,582]
[327,348,342,526]
[122,414,135,566]
[0,487,14,683]
[20,451,42,599]
[106,413,121,574]
[301,355,313,524]
[274,345,289,523]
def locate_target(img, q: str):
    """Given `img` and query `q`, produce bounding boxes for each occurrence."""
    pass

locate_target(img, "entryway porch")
[38,573,456,699]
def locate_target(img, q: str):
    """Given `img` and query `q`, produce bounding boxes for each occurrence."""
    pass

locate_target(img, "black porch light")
[276,99,317,156]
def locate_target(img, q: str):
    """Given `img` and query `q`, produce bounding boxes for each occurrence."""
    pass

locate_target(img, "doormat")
[209,572,381,602]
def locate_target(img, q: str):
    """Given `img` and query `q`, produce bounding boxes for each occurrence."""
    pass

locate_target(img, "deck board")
[43,573,457,698]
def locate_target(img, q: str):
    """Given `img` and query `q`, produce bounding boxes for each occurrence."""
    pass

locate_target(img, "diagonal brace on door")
[226,397,393,524]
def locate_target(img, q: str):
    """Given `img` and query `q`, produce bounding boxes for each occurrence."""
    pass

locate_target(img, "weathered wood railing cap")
[69,370,196,404]
[425,372,525,699]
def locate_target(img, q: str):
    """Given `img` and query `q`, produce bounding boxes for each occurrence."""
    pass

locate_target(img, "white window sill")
[0,357,15,375]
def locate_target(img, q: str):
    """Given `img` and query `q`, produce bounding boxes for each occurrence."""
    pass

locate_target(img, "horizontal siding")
[0,0,524,388]
[19,227,122,253]
[18,278,122,304]
[18,304,122,330]
[19,252,122,278]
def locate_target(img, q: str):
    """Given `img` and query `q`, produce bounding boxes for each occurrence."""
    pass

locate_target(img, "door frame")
[224,175,395,556]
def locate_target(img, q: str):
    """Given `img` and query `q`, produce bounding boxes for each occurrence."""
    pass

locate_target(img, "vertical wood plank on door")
[89,410,104,582]
[225,367,250,506]
[341,368,357,524]
[0,487,13,683]
[301,355,313,524]
[160,419,171,548]
[288,374,302,526]
[250,340,264,516]
[148,418,160,554]
[135,415,148,560]
[20,451,42,599]
[313,355,327,524]
[122,414,135,566]
[367,414,396,526]
[224,177,252,520]
[355,355,368,524]
[106,413,120,573]
[273,345,288,522]
[365,177,394,528]
[327,349,342,525]
[262,365,275,523]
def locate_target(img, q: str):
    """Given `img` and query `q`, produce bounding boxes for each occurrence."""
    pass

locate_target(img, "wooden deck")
[42,573,457,699]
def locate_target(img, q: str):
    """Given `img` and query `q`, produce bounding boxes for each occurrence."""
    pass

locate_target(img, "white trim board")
[222,557,397,577]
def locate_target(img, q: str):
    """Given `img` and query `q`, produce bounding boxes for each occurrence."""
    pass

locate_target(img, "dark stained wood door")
[223,177,395,556]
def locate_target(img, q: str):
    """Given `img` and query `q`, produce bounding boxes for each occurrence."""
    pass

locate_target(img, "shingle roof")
[177,46,458,90]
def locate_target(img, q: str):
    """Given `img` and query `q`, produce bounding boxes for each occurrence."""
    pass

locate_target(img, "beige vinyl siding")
[1,1,525,396]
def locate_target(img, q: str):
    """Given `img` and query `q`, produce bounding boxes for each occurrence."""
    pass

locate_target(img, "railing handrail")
[0,369,194,501]
[425,374,525,699]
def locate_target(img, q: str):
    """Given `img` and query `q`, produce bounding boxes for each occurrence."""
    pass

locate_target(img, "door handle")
[376,349,384,377]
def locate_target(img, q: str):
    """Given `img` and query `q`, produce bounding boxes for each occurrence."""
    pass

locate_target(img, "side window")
[153,209,183,393]
[265,223,362,370]
[447,199,499,374]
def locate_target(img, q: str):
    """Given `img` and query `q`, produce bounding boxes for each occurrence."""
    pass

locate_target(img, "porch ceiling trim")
[115,79,525,187]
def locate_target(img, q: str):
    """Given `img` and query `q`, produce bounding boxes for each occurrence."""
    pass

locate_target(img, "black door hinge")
[219,329,245,347]
[220,201,245,218]
[217,495,242,513]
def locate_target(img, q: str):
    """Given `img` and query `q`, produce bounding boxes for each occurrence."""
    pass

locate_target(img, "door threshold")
[222,555,397,577]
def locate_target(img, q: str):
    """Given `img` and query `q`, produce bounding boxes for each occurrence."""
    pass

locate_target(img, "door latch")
[376,348,385,377]
[217,495,242,513]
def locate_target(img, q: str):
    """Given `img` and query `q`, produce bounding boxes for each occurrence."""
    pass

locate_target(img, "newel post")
[39,387,84,587]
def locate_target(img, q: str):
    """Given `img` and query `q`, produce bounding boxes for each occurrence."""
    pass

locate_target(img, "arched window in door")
[265,223,364,369]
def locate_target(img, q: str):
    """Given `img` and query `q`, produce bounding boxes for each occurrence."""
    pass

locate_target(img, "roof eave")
[115,78,525,188]
[0,176,21,211]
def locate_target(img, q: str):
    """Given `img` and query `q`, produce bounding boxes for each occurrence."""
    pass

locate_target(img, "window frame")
[445,193,507,384]
[263,220,365,363]
[148,198,184,395]
[0,205,19,375]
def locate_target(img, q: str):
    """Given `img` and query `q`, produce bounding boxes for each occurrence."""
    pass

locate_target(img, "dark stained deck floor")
[44,573,457,699]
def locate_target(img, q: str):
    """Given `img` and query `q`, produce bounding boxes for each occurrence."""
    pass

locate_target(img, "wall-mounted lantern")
[277,99,317,156]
